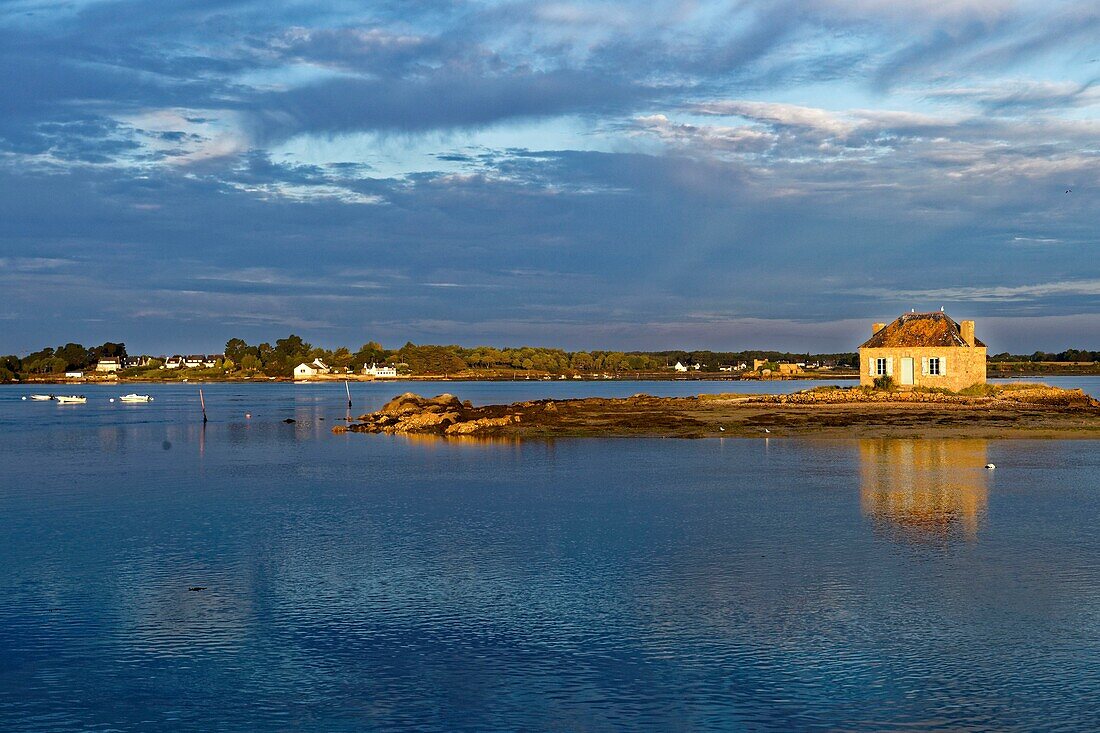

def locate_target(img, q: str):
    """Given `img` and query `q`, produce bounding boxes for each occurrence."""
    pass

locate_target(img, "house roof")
[859,312,985,349]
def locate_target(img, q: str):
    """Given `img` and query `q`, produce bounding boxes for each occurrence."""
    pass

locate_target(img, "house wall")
[859,346,986,391]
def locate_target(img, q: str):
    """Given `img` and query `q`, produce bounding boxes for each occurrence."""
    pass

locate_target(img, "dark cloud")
[247,67,652,142]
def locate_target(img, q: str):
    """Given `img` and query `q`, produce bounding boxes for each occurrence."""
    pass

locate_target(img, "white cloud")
[857,279,1100,302]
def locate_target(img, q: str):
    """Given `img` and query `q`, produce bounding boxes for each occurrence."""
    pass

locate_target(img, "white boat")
[30,394,54,401]
[55,395,87,404]
[119,393,153,403]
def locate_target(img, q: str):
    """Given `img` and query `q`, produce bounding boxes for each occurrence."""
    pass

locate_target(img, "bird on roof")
[940,306,944,312]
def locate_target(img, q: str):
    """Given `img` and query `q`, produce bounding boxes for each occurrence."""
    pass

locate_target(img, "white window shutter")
[941,356,947,375]
[869,358,875,376]
[921,357,929,376]
[886,357,894,376]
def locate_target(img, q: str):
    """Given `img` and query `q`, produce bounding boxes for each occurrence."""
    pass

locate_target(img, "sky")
[1,0,1098,355]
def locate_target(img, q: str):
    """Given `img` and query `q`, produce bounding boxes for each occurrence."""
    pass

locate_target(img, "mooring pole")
[345,380,352,409]
[199,388,208,424]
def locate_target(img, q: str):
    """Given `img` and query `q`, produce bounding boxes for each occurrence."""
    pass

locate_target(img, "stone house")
[858,311,986,391]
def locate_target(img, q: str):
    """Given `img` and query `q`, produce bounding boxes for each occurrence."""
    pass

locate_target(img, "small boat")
[119,393,153,403]
[30,394,54,401]
[55,395,87,404]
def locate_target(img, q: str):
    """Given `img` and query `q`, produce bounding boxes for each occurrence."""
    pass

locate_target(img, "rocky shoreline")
[336,386,1100,440]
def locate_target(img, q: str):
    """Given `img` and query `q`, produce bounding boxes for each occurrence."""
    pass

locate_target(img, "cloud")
[927,80,1100,112]
[858,280,1100,302]
[1,0,1100,352]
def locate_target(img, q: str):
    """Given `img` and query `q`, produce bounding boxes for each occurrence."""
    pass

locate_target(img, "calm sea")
[2,379,1100,732]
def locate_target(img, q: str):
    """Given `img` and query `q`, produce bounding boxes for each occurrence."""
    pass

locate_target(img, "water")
[2,382,1100,732]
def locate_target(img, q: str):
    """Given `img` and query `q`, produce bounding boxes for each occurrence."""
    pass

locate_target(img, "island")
[336,384,1100,440]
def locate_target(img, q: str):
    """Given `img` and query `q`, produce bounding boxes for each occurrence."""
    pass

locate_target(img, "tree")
[395,343,467,374]
[328,347,354,371]
[89,342,127,360]
[224,338,251,364]
[275,334,311,358]
[240,354,261,372]
[570,352,594,371]
[55,343,89,370]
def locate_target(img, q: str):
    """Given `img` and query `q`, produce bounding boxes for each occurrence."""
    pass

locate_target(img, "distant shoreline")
[9,368,1100,386]
[7,373,863,386]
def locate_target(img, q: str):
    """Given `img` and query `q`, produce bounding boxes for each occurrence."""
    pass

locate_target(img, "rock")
[425,393,463,411]
[378,392,427,416]
[331,425,348,434]
[377,392,464,417]
[283,418,296,423]
[391,411,461,432]
[444,414,517,435]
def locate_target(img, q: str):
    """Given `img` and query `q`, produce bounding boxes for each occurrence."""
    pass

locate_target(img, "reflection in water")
[399,432,524,448]
[860,439,989,542]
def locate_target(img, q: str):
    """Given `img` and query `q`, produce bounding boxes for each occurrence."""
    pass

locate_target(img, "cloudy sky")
[1,0,1098,354]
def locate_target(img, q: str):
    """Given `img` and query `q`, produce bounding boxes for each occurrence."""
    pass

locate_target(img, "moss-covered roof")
[859,312,985,349]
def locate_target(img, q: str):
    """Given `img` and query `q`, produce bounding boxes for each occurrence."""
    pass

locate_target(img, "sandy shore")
[339,385,1100,439]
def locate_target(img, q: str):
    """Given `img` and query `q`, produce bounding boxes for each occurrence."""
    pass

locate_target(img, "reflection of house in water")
[860,439,989,542]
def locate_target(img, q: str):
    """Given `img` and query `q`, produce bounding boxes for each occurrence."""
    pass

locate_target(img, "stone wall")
[859,346,986,391]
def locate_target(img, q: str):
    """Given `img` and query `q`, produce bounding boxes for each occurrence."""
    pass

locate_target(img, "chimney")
[872,322,886,335]
[961,320,975,346]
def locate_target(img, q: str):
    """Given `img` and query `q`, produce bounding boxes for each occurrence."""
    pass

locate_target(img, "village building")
[163,355,184,369]
[294,358,331,378]
[858,311,986,391]
[94,357,122,372]
[362,362,397,378]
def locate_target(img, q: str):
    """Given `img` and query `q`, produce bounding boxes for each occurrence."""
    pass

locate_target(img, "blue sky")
[1,0,1098,354]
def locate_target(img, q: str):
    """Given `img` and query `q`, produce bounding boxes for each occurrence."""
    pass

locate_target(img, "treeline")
[0,342,127,381]
[2,334,863,381]
[990,350,1100,363]
[223,337,860,376]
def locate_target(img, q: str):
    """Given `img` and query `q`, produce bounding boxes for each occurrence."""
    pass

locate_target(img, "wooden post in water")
[345,380,352,409]
[199,388,208,424]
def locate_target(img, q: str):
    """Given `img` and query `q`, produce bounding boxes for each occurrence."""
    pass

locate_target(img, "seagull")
[1066,189,1072,194]
[763,428,771,434]
[985,463,996,470]
[718,426,725,432]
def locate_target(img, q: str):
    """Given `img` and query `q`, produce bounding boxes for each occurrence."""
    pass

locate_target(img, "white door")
[900,357,914,385]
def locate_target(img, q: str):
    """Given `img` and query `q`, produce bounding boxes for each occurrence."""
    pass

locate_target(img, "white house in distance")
[362,362,397,378]
[673,361,702,372]
[94,357,122,372]
[293,358,331,379]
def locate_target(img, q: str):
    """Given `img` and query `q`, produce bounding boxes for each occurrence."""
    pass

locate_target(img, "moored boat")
[119,393,153,402]
[30,394,54,401]
[55,395,87,404]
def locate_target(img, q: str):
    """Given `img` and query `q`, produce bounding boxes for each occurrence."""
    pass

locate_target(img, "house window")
[928,357,941,376]
[875,358,888,376]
